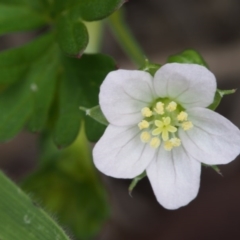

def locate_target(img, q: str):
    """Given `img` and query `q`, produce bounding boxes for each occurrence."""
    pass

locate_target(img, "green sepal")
[56,14,88,57]
[202,163,222,176]
[208,89,236,110]
[167,49,208,67]
[80,106,108,126]
[80,105,108,142]
[128,171,147,196]
[0,171,70,240]
[139,59,161,76]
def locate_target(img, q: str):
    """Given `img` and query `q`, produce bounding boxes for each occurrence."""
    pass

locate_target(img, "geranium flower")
[93,63,240,209]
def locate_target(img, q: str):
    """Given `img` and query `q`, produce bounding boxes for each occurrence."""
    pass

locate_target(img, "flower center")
[138,100,193,151]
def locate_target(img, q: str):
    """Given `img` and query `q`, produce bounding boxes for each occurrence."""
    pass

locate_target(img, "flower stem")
[108,10,146,67]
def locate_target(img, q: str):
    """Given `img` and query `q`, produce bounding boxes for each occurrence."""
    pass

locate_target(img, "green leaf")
[27,44,60,132]
[0,4,47,35]
[48,0,77,17]
[208,89,236,110]
[54,54,116,147]
[167,49,208,67]
[56,14,88,57]
[53,66,83,148]
[0,34,56,141]
[0,79,33,141]
[85,117,106,142]
[78,0,125,21]
[0,33,54,85]
[23,127,109,240]
[52,0,125,21]
[0,171,70,240]
[128,171,147,196]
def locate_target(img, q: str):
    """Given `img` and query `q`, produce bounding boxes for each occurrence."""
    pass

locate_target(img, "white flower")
[93,63,240,209]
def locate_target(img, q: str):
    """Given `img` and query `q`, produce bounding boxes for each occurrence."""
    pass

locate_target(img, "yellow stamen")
[170,137,181,147]
[138,120,150,130]
[166,101,177,112]
[140,131,151,143]
[164,141,173,151]
[154,101,164,115]
[150,137,161,148]
[177,111,188,121]
[182,121,193,131]
[141,107,153,117]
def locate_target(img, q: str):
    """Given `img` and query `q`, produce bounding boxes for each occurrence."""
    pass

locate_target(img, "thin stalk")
[108,10,146,67]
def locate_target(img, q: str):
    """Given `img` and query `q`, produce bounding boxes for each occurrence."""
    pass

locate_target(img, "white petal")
[153,63,216,108]
[93,125,156,178]
[146,144,201,209]
[100,70,155,126]
[180,107,240,165]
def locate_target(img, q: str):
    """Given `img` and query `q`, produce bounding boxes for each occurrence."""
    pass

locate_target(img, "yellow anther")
[170,137,181,147]
[138,120,150,130]
[164,141,173,151]
[140,131,151,143]
[166,101,177,112]
[150,137,161,148]
[177,111,188,122]
[154,101,164,115]
[182,121,193,131]
[141,107,153,117]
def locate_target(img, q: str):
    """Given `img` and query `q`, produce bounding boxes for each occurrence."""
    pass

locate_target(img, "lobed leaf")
[85,117,107,142]
[54,54,116,147]
[0,78,33,141]
[50,0,125,21]
[78,0,125,21]
[53,60,83,148]
[0,34,56,141]
[56,14,88,57]
[27,44,60,132]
